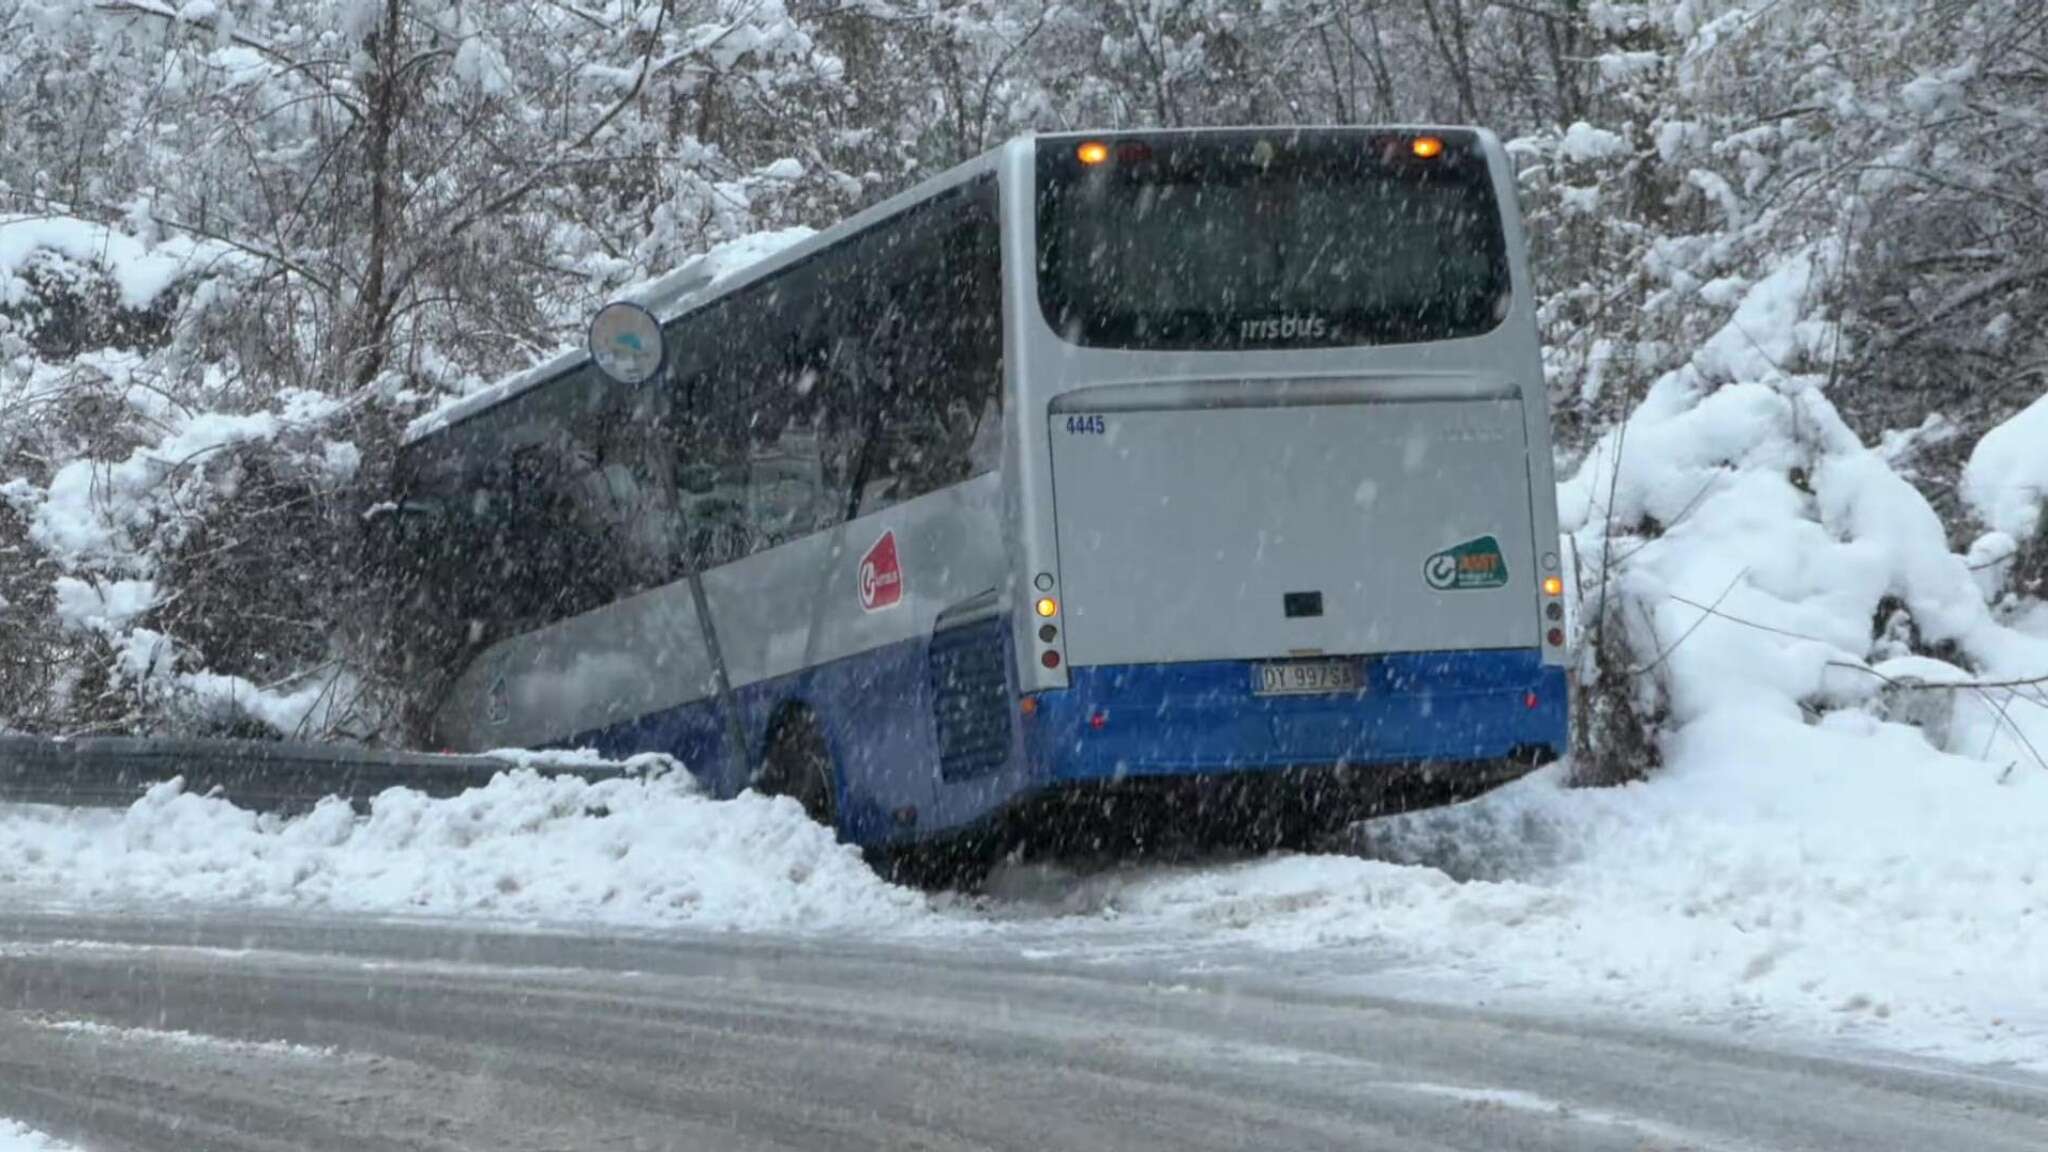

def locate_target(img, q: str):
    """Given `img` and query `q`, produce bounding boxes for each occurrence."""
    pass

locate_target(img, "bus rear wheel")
[757,708,838,834]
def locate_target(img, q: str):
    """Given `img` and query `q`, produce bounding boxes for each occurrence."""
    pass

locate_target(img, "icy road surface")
[0,908,2044,1152]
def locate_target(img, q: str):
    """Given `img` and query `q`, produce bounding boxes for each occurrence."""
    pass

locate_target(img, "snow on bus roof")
[402,226,815,444]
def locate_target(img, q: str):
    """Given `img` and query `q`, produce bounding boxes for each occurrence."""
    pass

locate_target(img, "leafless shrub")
[1568,596,1663,788]
[0,504,68,733]
[2011,510,2048,603]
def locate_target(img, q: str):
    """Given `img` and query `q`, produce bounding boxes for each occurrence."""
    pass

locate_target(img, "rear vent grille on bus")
[928,614,1013,783]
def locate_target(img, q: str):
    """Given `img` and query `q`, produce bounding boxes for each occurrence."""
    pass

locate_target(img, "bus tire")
[757,707,839,834]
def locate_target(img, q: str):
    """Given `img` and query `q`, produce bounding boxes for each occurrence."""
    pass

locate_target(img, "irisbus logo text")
[1240,315,1328,341]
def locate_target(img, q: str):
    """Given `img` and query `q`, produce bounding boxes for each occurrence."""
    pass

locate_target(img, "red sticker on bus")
[859,530,903,612]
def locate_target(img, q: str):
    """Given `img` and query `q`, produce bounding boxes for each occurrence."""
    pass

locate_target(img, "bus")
[393,127,1569,858]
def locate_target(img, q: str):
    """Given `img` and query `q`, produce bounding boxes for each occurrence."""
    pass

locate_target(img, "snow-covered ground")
[0,1120,78,1152]
[0,768,926,935]
[988,742,2048,1072]
[4,726,2041,1072]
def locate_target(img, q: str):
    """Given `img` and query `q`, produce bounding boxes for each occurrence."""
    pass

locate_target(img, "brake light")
[1041,650,1062,669]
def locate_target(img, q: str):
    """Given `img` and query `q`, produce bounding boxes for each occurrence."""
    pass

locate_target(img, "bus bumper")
[1021,648,1567,784]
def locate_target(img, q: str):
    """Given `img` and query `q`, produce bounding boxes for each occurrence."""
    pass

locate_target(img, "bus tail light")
[1041,650,1062,669]
[1547,627,1565,647]
[1542,575,1564,597]
[1035,597,1059,618]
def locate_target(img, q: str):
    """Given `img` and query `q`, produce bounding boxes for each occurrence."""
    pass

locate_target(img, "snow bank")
[37,1018,336,1060]
[1558,251,2048,739]
[1962,390,2048,539]
[1093,723,2048,1068]
[0,769,929,934]
[0,1120,79,1152]
[0,213,236,310]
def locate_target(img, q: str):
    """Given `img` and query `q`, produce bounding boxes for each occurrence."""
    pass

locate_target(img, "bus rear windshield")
[1036,132,1510,350]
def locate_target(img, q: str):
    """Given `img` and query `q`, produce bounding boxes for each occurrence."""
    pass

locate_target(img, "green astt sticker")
[1423,535,1509,591]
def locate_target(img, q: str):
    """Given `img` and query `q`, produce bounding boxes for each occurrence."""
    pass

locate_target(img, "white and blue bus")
[396,127,1568,853]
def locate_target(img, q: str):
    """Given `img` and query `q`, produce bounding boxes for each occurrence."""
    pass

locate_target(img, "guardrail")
[0,736,627,815]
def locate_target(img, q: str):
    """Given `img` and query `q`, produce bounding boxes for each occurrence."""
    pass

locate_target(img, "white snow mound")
[1098,722,2048,1068]
[0,768,929,933]
[0,1119,81,1152]
[1962,389,2048,540]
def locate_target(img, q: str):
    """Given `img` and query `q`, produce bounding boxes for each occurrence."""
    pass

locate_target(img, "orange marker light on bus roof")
[1035,596,1060,618]
[1411,135,1445,159]
[1543,575,1564,597]
[1076,140,1111,166]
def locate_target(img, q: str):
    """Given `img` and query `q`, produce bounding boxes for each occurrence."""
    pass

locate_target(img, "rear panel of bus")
[999,128,1568,789]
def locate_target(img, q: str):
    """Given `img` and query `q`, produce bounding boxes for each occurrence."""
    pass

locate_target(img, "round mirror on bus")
[588,301,666,386]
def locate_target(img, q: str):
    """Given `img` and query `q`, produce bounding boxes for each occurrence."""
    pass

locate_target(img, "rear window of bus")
[1035,130,1511,351]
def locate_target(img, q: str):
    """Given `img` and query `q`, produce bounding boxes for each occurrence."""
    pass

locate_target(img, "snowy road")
[0,909,2043,1152]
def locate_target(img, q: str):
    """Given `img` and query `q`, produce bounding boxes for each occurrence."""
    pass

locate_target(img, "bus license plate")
[1253,660,1361,697]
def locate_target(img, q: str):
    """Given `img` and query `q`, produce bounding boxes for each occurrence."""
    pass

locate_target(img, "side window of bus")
[673,293,827,569]
[570,390,685,594]
[478,440,610,637]
[669,175,1000,568]
[745,359,832,551]
[849,180,1003,519]
[677,345,754,571]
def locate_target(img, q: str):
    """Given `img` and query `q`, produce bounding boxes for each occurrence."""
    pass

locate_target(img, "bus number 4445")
[1065,414,1106,435]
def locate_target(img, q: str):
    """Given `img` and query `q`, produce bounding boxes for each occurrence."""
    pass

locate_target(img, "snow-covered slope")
[0,768,930,934]
[1965,391,2048,541]
[0,1119,79,1152]
[1053,733,2047,1069]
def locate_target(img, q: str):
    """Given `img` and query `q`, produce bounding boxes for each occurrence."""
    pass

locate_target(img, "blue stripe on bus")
[564,629,1566,849]
[1021,649,1566,784]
